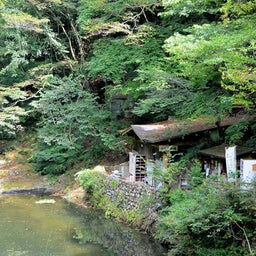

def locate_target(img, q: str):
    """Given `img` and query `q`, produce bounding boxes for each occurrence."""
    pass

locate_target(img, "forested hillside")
[0,0,255,174]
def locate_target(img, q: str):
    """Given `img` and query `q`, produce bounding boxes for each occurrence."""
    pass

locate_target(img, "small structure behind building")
[199,144,254,179]
[240,159,256,183]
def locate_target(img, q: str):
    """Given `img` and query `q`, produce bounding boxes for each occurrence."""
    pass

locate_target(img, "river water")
[0,195,165,256]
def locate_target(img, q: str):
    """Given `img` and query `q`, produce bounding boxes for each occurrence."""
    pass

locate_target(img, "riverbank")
[0,137,161,244]
[0,145,85,206]
[0,144,158,234]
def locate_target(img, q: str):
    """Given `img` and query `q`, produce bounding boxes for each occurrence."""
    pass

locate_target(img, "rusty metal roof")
[130,114,254,143]
[199,144,253,159]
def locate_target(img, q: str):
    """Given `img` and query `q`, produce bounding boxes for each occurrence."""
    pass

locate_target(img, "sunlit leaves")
[82,21,131,39]
[222,67,256,101]
[163,14,256,106]
[221,0,256,20]
[0,0,80,136]
[0,106,27,136]
[161,0,222,17]
[78,0,161,36]
[1,12,48,33]
[0,0,255,148]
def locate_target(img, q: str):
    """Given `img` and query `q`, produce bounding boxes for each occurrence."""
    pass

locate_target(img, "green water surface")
[0,195,165,256]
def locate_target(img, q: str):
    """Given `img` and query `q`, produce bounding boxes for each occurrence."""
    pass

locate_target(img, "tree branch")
[11,88,43,106]
[234,221,253,255]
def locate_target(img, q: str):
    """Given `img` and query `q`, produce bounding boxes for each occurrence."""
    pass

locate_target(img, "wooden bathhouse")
[123,114,255,185]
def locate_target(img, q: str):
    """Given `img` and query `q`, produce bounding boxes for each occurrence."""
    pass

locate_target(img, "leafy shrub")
[196,247,250,256]
[34,143,78,175]
[188,159,205,188]
[225,121,249,145]
[155,181,256,256]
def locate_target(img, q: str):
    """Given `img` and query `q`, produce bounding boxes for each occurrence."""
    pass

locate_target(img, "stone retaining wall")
[78,170,160,231]
[102,176,159,211]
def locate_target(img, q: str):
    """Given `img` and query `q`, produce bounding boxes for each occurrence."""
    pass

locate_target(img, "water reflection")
[0,195,165,256]
[70,204,164,256]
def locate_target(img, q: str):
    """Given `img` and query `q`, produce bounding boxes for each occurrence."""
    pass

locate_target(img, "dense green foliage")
[0,0,255,170]
[33,76,121,174]
[0,2,255,254]
[152,158,256,255]
[156,181,256,256]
